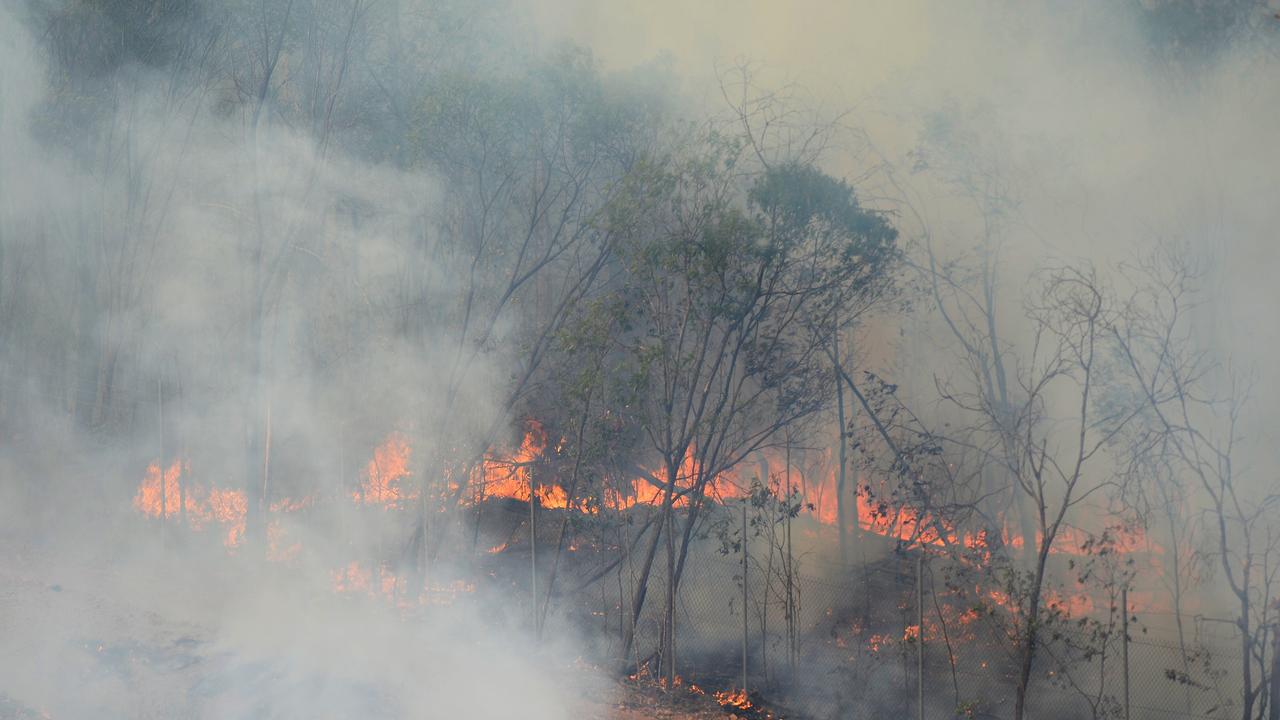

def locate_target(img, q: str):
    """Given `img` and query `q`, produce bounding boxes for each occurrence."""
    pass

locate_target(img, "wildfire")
[607,450,709,510]
[982,585,1094,619]
[269,495,314,513]
[867,632,892,653]
[1047,524,1161,557]
[714,689,754,711]
[133,459,247,548]
[133,458,313,550]
[207,488,247,547]
[467,422,1166,579]
[988,588,1017,612]
[330,561,403,599]
[857,490,952,546]
[329,561,476,608]
[354,432,416,508]
[133,459,185,518]
[472,420,572,508]
[420,579,477,606]
[131,422,1167,625]
[267,520,301,562]
[1045,589,1095,616]
[331,561,376,594]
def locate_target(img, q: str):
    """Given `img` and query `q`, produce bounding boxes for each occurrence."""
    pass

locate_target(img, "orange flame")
[133,460,185,518]
[267,520,301,562]
[466,424,1167,577]
[133,459,246,548]
[330,561,476,607]
[355,432,416,508]
[714,688,754,711]
[474,421,569,508]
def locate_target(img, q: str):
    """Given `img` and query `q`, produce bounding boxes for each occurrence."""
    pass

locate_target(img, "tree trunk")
[1241,591,1254,720]
[784,433,795,674]
[1267,620,1280,720]
[621,490,672,663]
[835,355,848,570]
[1122,585,1131,720]
[917,553,924,720]
[662,473,677,687]
[530,475,538,639]
[92,339,119,428]
[157,375,166,542]
[742,500,749,692]
[539,394,592,637]
[1013,547,1051,720]
[243,303,266,549]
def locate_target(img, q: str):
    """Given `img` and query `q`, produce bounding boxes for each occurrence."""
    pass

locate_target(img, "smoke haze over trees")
[2,1,1280,718]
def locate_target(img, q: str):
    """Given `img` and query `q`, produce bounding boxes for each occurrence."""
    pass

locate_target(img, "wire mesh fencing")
[553,539,1251,720]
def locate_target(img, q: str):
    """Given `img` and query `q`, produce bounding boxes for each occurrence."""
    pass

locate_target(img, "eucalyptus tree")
[604,141,899,681]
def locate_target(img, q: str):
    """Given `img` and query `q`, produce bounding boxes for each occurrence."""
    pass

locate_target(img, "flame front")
[133,459,247,548]
[355,432,415,508]
[131,423,1168,623]
[474,420,569,508]
[714,688,754,711]
[133,460,185,518]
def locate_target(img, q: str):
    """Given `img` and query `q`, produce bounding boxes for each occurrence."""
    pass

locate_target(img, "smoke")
[521,1,1280,711]
[527,0,1280,359]
[529,0,1280,499]
[0,0,593,716]
[0,544,585,718]
[4,0,1280,717]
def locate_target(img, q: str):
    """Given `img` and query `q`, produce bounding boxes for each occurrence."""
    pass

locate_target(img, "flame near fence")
[129,432,1251,720]
[559,540,1246,720]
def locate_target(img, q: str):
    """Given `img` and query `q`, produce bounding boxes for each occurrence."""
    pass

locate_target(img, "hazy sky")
[515,2,1280,478]
[521,0,930,93]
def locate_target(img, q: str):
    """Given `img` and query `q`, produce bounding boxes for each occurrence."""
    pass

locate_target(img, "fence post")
[1122,585,1130,720]
[530,474,538,641]
[917,551,925,720]
[742,499,749,693]
[785,432,796,676]
[157,375,166,544]
[1269,618,1280,720]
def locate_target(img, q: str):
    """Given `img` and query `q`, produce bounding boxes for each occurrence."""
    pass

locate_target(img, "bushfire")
[131,422,1165,619]
[132,460,247,547]
[468,424,1161,563]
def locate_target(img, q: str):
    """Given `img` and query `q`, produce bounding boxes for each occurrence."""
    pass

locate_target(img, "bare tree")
[928,264,1144,720]
[1111,245,1280,720]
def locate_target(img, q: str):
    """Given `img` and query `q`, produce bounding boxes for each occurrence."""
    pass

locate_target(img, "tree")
[929,264,1143,720]
[1111,245,1280,720]
[605,143,898,684]
[398,49,665,580]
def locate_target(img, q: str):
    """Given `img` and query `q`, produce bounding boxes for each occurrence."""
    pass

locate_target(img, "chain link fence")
[547,534,1249,720]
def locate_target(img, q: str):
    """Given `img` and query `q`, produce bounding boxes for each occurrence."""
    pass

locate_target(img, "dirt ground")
[0,534,760,720]
[577,679,746,719]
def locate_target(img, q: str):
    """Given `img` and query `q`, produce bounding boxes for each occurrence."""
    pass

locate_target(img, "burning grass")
[121,424,1175,718]
[609,672,783,720]
[129,424,1171,632]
